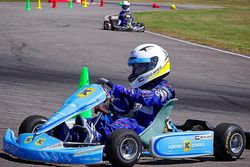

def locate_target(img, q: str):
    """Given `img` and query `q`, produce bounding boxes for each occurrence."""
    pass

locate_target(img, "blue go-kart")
[103,15,145,32]
[3,78,250,167]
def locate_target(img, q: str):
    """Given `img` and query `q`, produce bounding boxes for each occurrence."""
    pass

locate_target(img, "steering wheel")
[94,78,114,114]
[95,78,113,89]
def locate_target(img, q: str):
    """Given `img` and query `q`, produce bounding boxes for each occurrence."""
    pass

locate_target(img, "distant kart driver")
[117,1,135,27]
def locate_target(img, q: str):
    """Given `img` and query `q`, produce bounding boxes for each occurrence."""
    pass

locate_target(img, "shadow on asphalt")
[1,152,235,167]
[138,156,217,165]
[0,152,65,167]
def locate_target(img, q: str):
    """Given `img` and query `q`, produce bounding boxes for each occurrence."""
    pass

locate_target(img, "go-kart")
[3,78,250,167]
[103,14,145,32]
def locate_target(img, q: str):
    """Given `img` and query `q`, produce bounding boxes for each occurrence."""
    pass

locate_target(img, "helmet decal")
[150,58,170,80]
[139,46,154,52]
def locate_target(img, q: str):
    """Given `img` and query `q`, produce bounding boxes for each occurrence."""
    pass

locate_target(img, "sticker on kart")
[77,88,95,98]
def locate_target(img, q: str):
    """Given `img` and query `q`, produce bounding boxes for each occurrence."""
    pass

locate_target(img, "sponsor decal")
[24,136,33,144]
[39,152,71,162]
[184,140,191,152]
[35,138,46,146]
[168,144,182,149]
[195,134,213,140]
[64,154,72,162]
[39,151,47,160]
[168,141,205,151]
[138,77,144,82]
[40,151,51,160]
[139,46,153,52]
[4,143,10,150]
[4,143,22,155]
[51,152,59,161]
[77,88,95,98]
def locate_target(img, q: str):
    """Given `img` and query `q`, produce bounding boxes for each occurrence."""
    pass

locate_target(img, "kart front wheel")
[137,23,145,32]
[18,115,47,135]
[214,123,246,161]
[106,129,142,167]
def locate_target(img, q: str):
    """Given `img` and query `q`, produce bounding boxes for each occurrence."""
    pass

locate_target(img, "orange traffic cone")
[152,3,160,8]
[100,0,104,7]
[52,0,57,8]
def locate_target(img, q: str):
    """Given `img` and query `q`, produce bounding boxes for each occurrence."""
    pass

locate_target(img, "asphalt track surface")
[0,2,250,167]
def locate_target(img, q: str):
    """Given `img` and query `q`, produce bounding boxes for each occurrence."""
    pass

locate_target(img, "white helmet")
[128,44,171,88]
[122,1,130,12]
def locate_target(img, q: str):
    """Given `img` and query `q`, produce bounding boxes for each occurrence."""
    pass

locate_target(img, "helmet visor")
[122,5,130,11]
[128,62,155,83]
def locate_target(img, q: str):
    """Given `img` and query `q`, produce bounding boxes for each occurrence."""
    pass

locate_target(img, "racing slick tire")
[106,128,142,167]
[245,132,250,149]
[214,123,246,161]
[103,21,110,30]
[137,23,145,32]
[110,19,119,31]
[18,115,47,135]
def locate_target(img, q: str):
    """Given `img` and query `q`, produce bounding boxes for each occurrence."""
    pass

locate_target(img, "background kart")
[3,79,250,167]
[103,15,145,32]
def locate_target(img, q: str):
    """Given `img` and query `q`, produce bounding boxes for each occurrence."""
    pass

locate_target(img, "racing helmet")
[128,44,171,88]
[122,1,130,12]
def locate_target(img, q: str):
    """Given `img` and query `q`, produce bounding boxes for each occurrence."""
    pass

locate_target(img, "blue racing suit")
[118,11,134,27]
[97,79,175,141]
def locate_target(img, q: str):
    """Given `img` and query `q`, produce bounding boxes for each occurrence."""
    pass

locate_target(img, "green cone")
[25,0,31,11]
[69,0,73,8]
[77,66,92,118]
[118,2,123,6]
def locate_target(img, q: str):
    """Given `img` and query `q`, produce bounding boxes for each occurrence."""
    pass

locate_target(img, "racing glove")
[111,84,126,98]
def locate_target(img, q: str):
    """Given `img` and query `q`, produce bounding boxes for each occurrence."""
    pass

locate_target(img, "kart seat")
[139,98,178,146]
[75,115,84,126]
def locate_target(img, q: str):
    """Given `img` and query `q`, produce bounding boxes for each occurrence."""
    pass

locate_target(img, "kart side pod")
[149,131,214,158]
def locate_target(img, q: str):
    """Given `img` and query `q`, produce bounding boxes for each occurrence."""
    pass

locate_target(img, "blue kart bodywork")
[149,131,214,158]
[2,82,249,166]
[139,99,214,159]
[3,84,107,164]
[4,129,104,164]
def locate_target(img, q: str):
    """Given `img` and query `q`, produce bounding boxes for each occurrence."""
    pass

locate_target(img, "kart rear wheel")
[110,19,119,31]
[214,123,246,161]
[106,129,142,167]
[245,132,250,149]
[18,115,47,135]
[103,21,110,30]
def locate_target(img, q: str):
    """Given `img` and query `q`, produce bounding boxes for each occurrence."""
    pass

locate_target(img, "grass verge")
[132,1,250,55]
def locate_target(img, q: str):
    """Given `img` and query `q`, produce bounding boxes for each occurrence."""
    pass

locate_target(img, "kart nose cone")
[3,129,105,165]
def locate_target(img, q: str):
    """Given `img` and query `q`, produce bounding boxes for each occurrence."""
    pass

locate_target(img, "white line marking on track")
[145,31,250,59]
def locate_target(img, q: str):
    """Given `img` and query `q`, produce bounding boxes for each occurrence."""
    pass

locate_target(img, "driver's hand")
[112,84,126,98]
[95,104,109,114]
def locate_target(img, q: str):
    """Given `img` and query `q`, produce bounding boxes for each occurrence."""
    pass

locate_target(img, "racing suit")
[117,11,134,27]
[98,79,175,141]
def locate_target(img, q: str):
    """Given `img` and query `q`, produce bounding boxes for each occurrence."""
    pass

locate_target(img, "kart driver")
[117,1,135,27]
[92,44,175,142]
[74,44,175,143]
